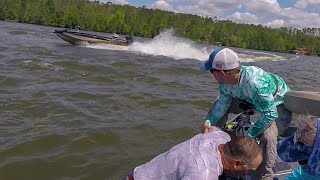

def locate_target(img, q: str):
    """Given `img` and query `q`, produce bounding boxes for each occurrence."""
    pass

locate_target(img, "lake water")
[0,21,319,179]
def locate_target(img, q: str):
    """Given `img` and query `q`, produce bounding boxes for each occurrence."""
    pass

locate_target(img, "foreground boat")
[284,91,320,116]
[53,29,133,46]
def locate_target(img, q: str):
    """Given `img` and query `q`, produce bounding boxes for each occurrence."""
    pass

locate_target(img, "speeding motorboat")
[53,29,133,46]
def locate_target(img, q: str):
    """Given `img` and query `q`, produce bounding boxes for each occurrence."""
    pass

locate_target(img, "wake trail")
[84,29,289,62]
[85,29,209,61]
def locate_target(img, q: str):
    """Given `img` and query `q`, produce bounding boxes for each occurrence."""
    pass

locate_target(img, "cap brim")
[200,61,208,71]
[277,136,310,162]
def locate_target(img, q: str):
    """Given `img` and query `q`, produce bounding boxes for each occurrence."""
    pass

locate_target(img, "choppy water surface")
[0,21,319,180]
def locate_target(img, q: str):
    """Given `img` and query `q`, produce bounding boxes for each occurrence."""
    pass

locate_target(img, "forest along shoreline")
[1,0,320,56]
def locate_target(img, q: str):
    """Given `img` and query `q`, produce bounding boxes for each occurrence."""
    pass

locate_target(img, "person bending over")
[200,47,292,180]
[123,127,262,180]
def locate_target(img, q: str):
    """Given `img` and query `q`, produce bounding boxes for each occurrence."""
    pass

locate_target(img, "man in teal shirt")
[200,48,292,180]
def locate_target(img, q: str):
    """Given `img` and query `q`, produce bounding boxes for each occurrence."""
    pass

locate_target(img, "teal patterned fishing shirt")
[207,66,291,138]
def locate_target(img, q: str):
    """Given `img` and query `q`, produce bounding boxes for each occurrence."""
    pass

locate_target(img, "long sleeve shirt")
[133,129,231,180]
[207,66,291,138]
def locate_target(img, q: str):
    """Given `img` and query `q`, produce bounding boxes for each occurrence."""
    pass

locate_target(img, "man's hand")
[202,120,212,133]
[202,124,212,133]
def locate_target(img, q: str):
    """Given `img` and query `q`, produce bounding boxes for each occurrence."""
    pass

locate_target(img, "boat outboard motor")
[125,36,134,44]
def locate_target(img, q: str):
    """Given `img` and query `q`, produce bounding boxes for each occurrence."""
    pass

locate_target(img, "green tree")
[1,0,319,55]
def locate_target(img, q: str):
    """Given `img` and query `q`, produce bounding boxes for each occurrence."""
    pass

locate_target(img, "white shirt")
[133,129,231,180]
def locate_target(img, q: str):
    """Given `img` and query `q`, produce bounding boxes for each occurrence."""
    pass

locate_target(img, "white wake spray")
[128,29,209,60]
[84,29,290,62]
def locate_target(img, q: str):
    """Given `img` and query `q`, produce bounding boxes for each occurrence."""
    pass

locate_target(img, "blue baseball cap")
[200,48,240,71]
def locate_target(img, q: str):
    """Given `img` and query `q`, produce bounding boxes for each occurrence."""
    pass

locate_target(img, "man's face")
[211,70,225,84]
[224,153,263,176]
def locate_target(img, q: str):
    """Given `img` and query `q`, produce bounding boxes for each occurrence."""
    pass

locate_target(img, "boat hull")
[54,30,133,46]
[284,91,320,116]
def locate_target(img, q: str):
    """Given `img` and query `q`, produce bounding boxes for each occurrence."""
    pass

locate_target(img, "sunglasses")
[210,69,229,74]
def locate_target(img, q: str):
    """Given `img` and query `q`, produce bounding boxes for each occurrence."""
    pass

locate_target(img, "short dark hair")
[223,135,262,164]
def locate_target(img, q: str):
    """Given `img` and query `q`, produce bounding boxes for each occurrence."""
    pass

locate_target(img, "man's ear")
[233,159,245,168]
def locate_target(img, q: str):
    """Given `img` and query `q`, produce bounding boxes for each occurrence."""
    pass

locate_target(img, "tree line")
[1,0,320,55]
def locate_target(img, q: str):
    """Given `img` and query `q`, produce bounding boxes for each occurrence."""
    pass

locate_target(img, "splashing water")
[23,60,63,71]
[238,50,287,62]
[84,29,209,60]
[84,29,290,62]
[129,29,209,60]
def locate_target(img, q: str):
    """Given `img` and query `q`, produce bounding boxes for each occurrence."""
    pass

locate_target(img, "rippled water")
[0,21,319,180]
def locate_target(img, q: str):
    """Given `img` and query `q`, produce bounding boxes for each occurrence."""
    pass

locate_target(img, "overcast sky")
[99,0,320,29]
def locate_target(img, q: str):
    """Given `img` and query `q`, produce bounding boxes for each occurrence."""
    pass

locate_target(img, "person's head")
[200,48,241,85]
[295,115,318,147]
[219,135,263,176]
[278,115,319,162]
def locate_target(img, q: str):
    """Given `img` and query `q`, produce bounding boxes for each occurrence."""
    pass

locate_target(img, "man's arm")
[245,83,278,138]
[206,87,232,125]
